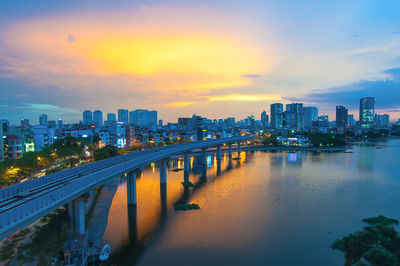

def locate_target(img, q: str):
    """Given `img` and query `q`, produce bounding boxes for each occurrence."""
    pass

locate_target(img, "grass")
[173,203,200,211]
[171,168,184,172]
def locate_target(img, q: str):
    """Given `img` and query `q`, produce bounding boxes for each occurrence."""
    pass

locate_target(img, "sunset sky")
[1,0,400,124]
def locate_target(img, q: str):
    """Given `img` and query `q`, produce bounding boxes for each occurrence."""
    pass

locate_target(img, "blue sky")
[0,0,399,124]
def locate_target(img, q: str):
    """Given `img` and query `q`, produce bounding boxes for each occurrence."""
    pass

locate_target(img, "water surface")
[98,140,400,265]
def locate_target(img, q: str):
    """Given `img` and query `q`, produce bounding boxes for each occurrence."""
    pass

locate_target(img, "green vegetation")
[0,136,89,186]
[262,134,279,146]
[93,145,119,161]
[305,133,346,147]
[181,181,194,187]
[331,215,400,265]
[172,168,184,172]
[173,203,200,211]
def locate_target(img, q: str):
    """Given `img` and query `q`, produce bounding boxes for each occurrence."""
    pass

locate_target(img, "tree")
[93,145,119,161]
[332,215,400,265]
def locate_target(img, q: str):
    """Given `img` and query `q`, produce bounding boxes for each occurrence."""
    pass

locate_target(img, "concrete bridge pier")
[201,148,207,166]
[73,197,85,235]
[228,143,233,159]
[127,171,137,205]
[160,159,167,184]
[237,141,242,156]
[127,204,138,244]
[184,153,190,173]
[216,145,222,161]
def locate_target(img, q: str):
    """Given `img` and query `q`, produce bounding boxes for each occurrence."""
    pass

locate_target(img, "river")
[95,139,400,265]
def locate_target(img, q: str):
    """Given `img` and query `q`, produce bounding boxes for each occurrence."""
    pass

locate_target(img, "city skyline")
[1,1,400,123]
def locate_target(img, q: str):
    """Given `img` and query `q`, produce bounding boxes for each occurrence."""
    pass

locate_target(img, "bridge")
[0,135,255,241]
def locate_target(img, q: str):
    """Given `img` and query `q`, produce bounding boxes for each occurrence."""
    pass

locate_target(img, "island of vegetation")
[173,203,200,211]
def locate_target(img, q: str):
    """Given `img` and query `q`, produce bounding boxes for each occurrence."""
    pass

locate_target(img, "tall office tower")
[107,113,117,122]
[381,114,390,127]
[21,118,30,127]
[261,111,268,127]
[39,114,48,126]
[58,119,63,129]
[48,120,57,129]
[130,109,154,126]
[83,110,93,124]
[118,109,129,124]
[336,106,348,128]
[348,114,356,126]
[303,107,318,128]
[158,120,163,127]
[150,110,157,126]
[285,103,304,130]
[270,103,283,129]
[359,97,375,128]
[93,110,103,127]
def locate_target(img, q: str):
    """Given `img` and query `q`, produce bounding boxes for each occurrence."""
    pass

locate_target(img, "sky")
[0,0,400,124]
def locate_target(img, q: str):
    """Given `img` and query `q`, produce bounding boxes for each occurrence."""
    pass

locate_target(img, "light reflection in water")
[101,152,246,265]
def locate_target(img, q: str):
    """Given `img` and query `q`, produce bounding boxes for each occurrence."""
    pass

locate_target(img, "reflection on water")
[102,152,246,265]
[96,141,400,265]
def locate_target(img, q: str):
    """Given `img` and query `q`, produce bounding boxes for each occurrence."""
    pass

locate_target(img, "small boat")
[99,244,111,262]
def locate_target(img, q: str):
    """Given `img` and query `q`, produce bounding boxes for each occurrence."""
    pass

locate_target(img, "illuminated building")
[39,114,48,126]
[270,103,283,129]
[336,106,348,129]
[303,107,318,129]
[118,109,129,124]
[93,110,103,128]
[83,110,93,125]
[359,97,375,128]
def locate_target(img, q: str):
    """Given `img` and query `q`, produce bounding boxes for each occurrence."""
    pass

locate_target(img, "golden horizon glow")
[208,94,282,102]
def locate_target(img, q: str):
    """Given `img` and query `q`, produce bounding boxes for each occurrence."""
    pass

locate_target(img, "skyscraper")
[39,114,48,126]
[93,110,103,127]
[336,106,348,128]
[359,97,375,128]
[261,110,268,127]
[118,109,129,124]
[150,110,157,126]
[58,119,63,129]
[270,103,283,129]
[107,113,116,122]
[21,118,30,127]
[303,107,318,128]
[83,110,93,124]
[285,103,304,130]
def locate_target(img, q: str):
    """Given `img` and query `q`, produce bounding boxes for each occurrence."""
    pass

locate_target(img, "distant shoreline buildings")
[0,97,399,160]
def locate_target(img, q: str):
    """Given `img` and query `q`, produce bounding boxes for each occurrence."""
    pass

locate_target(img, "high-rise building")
[58,119,63,129]
[382,114,390,127]
[118,109,129,124]
[375,113,390,127]
[107,113,116,123]
[150,110,157,126]
[39,114,48,126]
[93,110,103,127]
[21,118,30,127]
[261,111,268,127]
[158,120,163,127]
[129,109,157,126]
[48,120,57,129]
[303,107,318,128]
[270,103,283,129]
[359,97,375,128]
[348,114,356,127]
[83,110,93,124]
[285,103,304,130]
[336,106,348,128]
